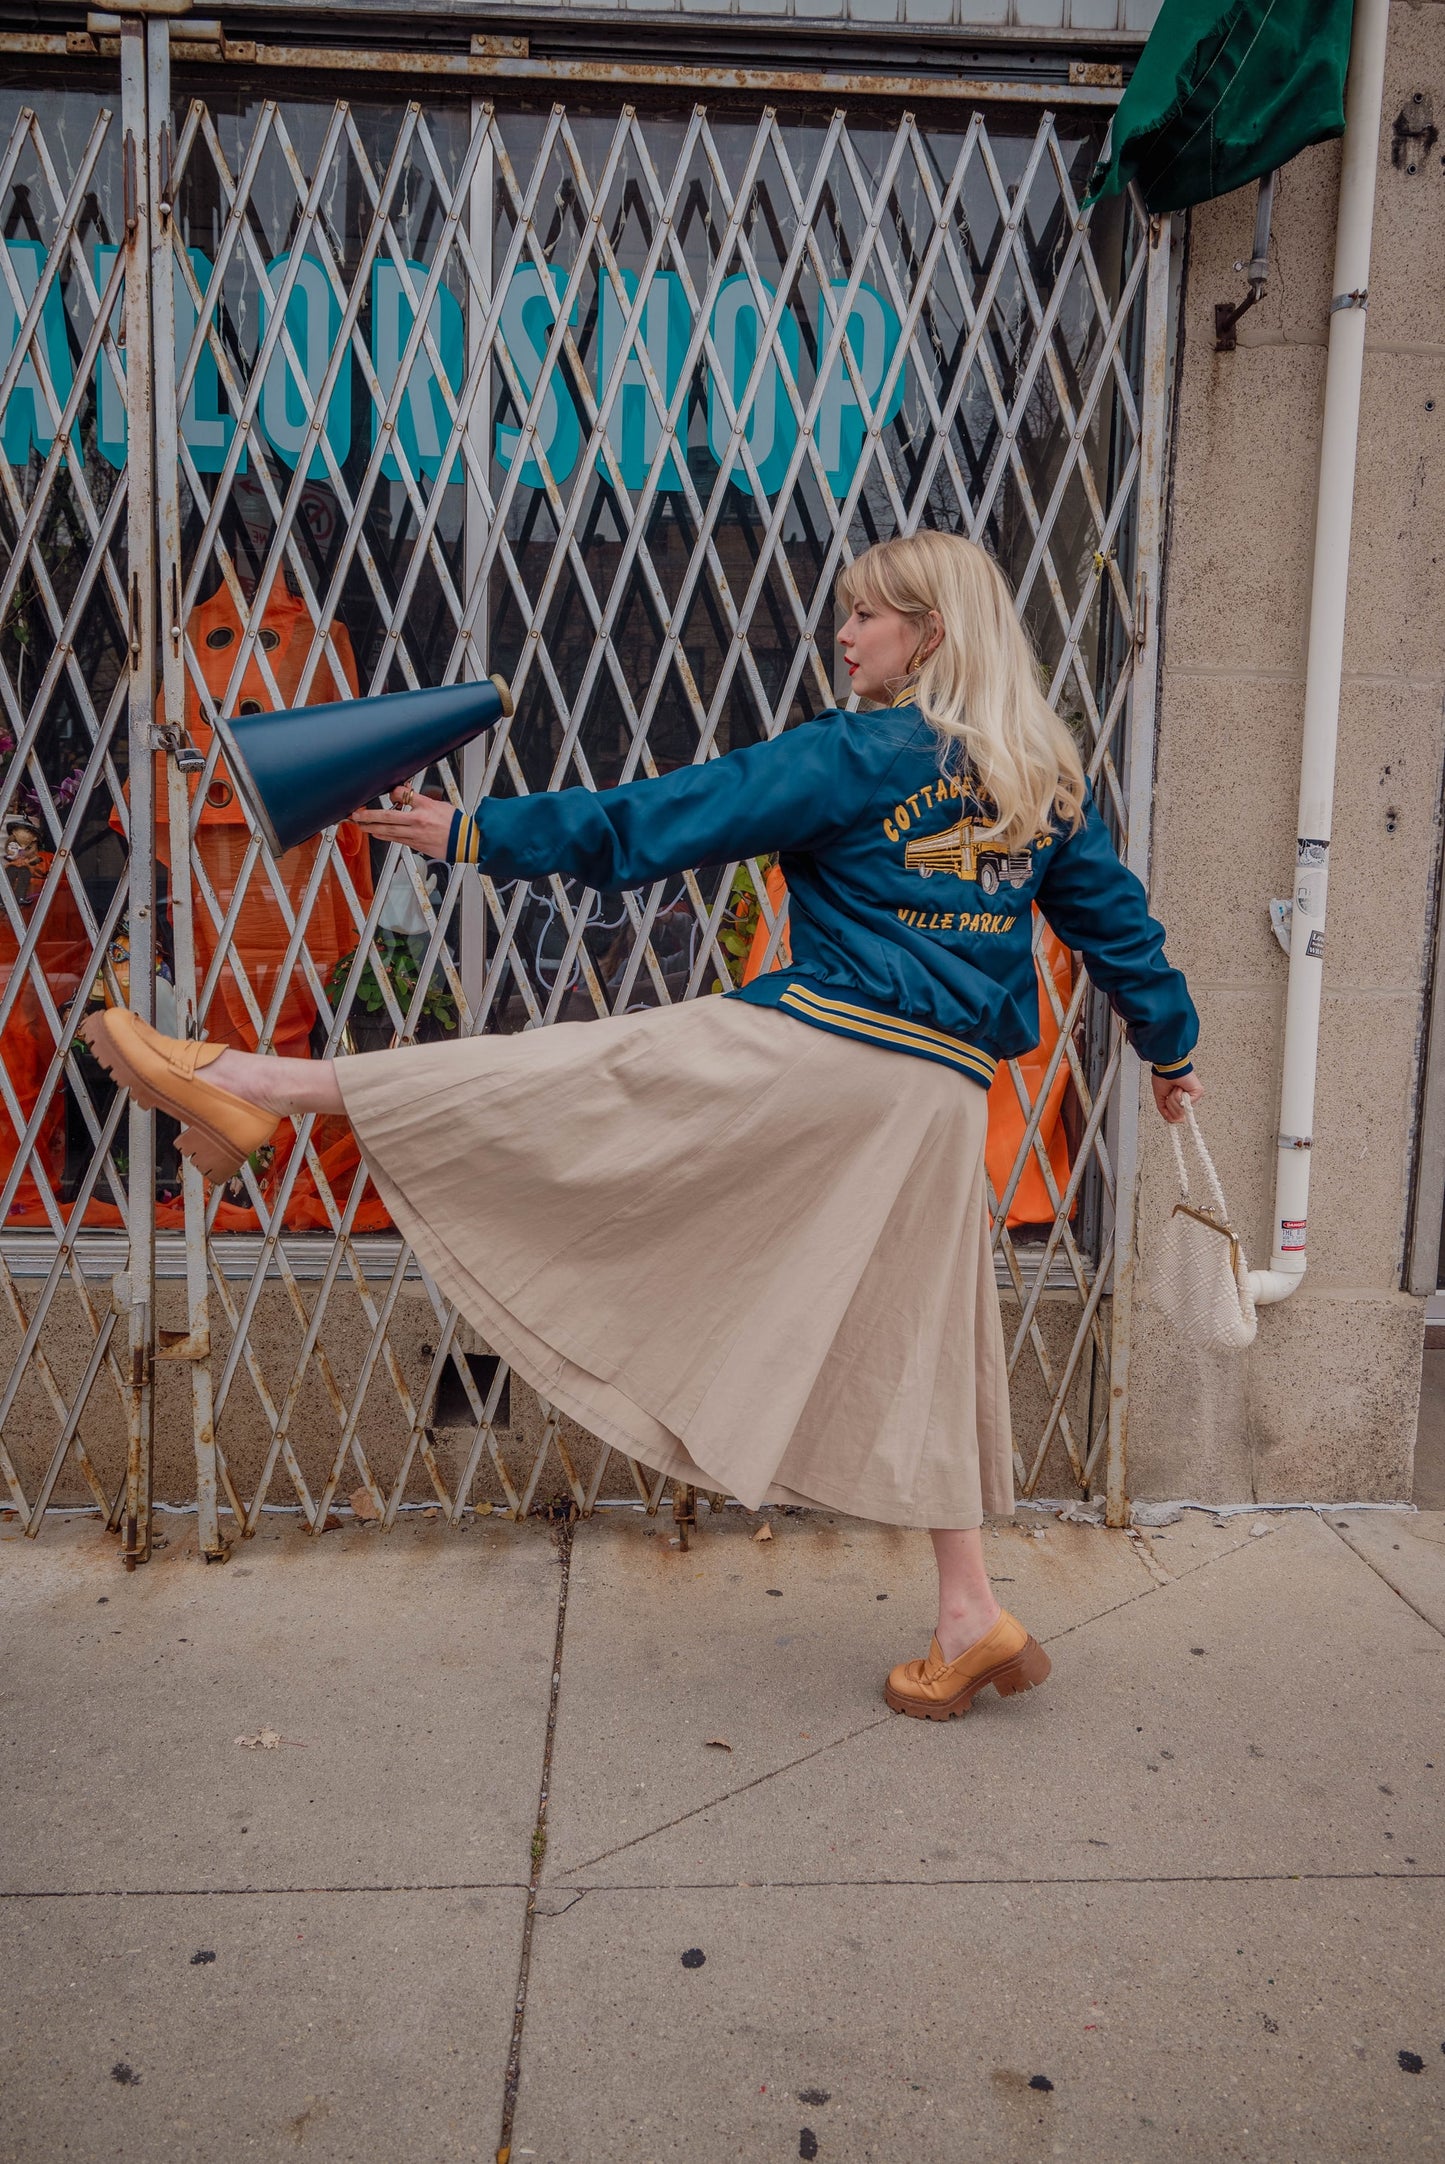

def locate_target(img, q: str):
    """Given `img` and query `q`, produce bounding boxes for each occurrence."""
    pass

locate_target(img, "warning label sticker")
[1281,1220,1307,1251]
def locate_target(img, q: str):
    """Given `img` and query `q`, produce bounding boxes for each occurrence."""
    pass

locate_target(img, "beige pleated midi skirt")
[338,995,1014,1528]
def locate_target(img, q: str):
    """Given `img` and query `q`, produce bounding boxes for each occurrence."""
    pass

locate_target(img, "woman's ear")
[912,610,945,669]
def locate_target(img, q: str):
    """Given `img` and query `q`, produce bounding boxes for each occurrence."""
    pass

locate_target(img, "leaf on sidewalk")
[349,1488,380,1523]
[235,1728,307,1750]
[704,1737,733,1752]
[752,1523,773,1542]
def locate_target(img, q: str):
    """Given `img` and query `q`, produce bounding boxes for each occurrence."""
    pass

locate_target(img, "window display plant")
[324,928,459,1044]
[714,858,773,993]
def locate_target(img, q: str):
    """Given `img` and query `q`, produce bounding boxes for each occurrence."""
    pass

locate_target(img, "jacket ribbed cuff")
[1151,1051,1195,1079]
[447,808,482,865]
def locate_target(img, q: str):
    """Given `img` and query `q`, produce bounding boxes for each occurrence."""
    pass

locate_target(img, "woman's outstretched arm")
[351,712,902,891]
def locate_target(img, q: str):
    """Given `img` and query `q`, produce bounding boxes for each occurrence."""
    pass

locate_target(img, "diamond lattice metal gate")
[0,26,169,1562]
[0,30,1171,1554]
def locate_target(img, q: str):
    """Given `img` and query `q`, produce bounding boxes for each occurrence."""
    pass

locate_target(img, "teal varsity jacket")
[446,700,1198,1089]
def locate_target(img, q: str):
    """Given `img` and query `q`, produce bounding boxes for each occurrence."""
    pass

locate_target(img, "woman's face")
[837,595,941,704]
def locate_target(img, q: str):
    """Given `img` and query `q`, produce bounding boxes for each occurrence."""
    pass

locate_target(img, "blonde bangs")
[836,551,908,620]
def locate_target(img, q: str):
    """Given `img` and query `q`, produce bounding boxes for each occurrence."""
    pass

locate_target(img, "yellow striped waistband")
[779,985,998,1086]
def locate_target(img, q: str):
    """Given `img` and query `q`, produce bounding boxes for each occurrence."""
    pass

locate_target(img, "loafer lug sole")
[884,1635,1051,1720]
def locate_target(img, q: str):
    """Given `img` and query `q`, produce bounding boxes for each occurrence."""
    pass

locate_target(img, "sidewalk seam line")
[497,1514,573,2164]
[560,1711,894,1876]
[3,1869,1438,1900]
[1039,1528,1275,1648]
[0,1881,530,1899]
[558,1522,1408,1879]
[560,1583,1186,1877]
[563,1869,1445,1890]
[1324,1519,1445,1642]
[1032,1581,1162,1647]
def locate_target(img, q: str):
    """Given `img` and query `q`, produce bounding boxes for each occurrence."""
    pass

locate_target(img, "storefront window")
[2,74,1140,1235]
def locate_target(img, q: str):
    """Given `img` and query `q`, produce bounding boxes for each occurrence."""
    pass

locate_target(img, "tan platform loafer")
[81,1009,279,1183]
[884,1609,1051,1721]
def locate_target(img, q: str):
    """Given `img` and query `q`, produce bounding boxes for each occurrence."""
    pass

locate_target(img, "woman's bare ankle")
[206,1047,272,1107]
[206,1047,345,1120]
[934,1598,1003,1662]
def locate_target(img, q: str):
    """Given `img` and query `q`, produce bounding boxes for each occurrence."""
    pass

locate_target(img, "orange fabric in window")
[985,919,1076,1228]
[0,861,90,1225]
[740,862,793,983]
[742,868,1074,1229]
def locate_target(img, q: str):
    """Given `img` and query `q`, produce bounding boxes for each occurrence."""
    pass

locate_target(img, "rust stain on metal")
[0,33,1124,105]
[1068,60,1124,90]
[155,1325,211,1361]
[0,32,74,55]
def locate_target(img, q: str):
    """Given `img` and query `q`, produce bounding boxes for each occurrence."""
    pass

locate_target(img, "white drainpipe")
[1248,0,1391,1306]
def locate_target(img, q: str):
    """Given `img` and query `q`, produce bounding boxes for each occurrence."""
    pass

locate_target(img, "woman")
[84,533,1201,1721]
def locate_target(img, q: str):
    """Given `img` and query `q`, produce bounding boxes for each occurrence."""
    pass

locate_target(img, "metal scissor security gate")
[0,24,1171,1559]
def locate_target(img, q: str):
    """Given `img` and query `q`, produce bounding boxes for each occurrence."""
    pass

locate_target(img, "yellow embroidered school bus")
[903,817,1034,897]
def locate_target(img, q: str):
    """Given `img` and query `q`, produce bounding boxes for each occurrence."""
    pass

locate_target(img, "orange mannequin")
[107,580,388,1230]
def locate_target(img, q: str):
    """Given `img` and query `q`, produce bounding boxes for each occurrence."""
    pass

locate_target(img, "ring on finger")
[393,783,415,810]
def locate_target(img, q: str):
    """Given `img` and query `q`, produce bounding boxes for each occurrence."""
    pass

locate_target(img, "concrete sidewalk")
[2,1502,1442,2163]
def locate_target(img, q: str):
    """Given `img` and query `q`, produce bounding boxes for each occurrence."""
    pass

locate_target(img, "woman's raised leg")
[205,1047,345,1119]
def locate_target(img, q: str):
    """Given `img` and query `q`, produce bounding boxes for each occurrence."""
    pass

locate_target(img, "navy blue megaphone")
[212,674,513,860]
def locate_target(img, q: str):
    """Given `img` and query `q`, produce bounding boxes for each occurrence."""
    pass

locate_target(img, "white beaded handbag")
[1146,1103,1258,1352]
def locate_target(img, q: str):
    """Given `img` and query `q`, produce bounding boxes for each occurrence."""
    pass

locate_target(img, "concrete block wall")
[1127,0,1445,1502]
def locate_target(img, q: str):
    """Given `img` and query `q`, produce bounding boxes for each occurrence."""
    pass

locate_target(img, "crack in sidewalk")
[0,1880,530,1900]
[1324,1518,1445,1642]
[561,1711,894,1877]
[5,1866,1439,1902]
[558,1523,1365,1878]
[0,1530,1313,1908]
[559,1586,1171,1878]
[565,1867,1445,1892]
[496,1515,573,2164]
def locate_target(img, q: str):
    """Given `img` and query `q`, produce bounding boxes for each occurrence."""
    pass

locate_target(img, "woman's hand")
[1152,1068,1203,1125]
[350,789,456,861]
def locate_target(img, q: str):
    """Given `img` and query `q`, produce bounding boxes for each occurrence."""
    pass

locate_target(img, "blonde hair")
[837,533,1086,850]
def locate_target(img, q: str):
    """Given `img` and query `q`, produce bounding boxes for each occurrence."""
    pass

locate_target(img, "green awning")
[1086,0,1356,214]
